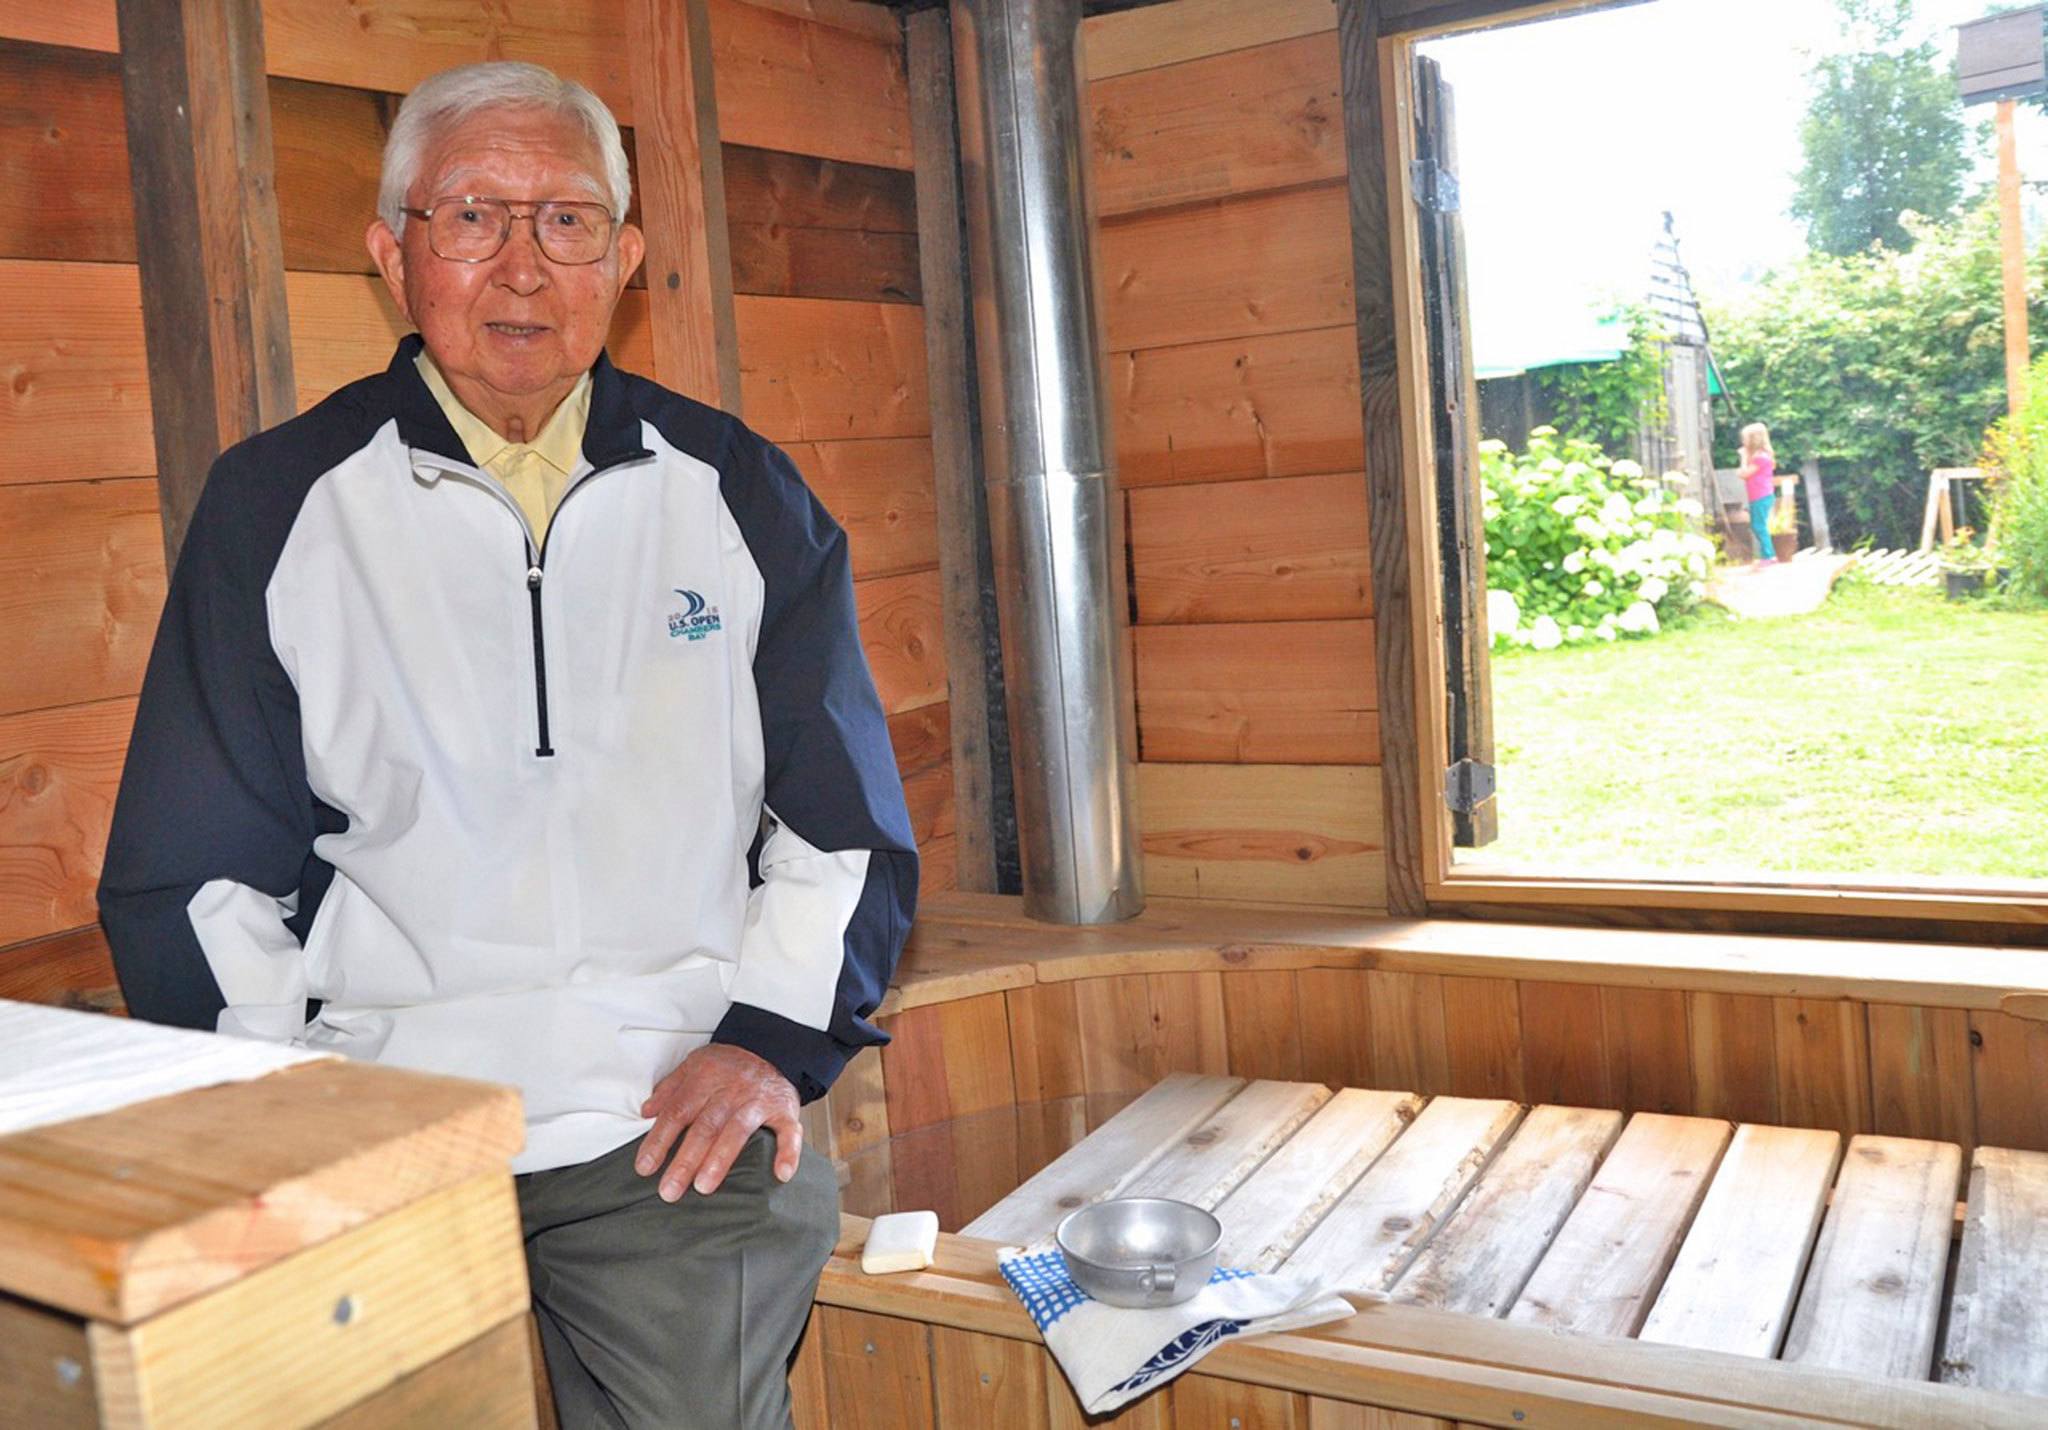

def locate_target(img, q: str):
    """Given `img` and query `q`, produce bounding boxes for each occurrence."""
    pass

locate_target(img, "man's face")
[367,106,645,417]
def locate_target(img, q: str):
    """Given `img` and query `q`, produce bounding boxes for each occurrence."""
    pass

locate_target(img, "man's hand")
[635,1043,802,1200]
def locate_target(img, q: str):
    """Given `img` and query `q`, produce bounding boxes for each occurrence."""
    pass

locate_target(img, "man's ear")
[366,219,415,325]
[616,223,647,289]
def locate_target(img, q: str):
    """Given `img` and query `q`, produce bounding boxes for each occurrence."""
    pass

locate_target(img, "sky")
[1418,0,2048,370]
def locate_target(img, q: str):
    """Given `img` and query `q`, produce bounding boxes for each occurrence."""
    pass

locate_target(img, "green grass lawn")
[1467,579,2048,881]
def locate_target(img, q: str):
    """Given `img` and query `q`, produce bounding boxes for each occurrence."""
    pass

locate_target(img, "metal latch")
[1445,759,1495,813]
[1411,158,1461,214]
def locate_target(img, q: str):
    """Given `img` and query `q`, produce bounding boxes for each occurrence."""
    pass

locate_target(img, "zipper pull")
[527,565,544,591]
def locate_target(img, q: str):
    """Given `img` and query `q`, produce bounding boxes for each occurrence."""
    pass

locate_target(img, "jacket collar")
[386,334,651,471]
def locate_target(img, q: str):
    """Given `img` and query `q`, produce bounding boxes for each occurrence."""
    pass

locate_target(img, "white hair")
[377,62,631,235]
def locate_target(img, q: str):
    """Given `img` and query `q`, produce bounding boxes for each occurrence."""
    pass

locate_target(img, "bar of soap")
[861,1210,939,1274]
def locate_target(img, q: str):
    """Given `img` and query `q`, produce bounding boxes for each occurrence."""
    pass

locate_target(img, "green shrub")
[1482,428,1717,650]
[1982,355,2048,604]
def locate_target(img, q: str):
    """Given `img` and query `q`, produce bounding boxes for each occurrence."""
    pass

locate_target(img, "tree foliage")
[1530,308,1670,459]
[1791,0,1971,257]
[1706,202,2048,548]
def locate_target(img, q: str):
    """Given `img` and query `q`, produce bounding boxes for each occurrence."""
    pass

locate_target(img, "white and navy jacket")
[99,336,919,1172]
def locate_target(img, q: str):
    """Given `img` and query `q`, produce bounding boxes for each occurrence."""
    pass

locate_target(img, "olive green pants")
[516,1129,839,1430]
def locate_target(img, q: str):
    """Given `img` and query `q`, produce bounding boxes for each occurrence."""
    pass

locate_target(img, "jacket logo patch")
[668,588,723,641]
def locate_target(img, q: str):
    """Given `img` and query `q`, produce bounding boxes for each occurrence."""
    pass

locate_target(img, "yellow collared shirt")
[416,352,592,544]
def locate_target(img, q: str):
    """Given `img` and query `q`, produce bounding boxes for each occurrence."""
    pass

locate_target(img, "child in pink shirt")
[1739,422,1778,565]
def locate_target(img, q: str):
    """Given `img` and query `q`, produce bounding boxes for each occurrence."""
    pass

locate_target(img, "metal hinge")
[1445,759,1495,814]
[1411,158,1461,214]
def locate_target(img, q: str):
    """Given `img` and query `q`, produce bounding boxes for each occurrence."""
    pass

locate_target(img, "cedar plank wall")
[0,0,954,1009]
[1082,0,1386,910]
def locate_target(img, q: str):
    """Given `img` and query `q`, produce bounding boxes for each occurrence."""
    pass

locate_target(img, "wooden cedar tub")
[785,893,2048,1428]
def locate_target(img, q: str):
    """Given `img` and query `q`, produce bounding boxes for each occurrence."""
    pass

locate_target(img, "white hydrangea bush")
[1478,427,1715,650]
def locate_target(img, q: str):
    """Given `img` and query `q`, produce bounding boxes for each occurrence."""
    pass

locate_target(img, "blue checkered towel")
[998,1244,1353,1415]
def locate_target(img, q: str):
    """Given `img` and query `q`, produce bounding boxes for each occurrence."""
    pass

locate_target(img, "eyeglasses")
[400,196,617,265]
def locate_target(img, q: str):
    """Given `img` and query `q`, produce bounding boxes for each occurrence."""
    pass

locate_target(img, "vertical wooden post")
[1998,97,2028,422]
[907,7,1004,894]
[626,0,742,411]
[116,0,295,568]
[1337,0,1429,915]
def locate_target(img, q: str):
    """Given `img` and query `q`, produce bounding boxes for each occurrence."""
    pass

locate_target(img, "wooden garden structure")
[2,0,2045,1425]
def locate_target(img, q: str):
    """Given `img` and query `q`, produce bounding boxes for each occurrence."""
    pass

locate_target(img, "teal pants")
[1749,493,1777,560]
[517,1129,840,1429]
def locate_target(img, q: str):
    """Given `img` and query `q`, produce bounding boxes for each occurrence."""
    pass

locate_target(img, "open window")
[1393,0,2048,930]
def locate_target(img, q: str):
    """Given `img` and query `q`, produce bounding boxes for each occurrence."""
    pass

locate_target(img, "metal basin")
[1055,1197,1221,1308]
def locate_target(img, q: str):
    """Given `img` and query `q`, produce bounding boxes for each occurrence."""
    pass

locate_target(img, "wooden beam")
[907,7,1003,895]
[627,0,742,410]
[115,0,295,567]
[1335,0,1427,915]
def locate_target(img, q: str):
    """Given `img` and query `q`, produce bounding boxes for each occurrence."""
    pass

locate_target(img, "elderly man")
[98,61,917,1428]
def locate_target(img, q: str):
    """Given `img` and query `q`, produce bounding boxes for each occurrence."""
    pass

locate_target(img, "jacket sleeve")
[711,439,920,1102]
[97,458,318,1041]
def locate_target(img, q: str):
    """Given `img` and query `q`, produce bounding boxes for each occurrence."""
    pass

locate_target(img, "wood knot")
[18,764,48,796]
[1856,1145,1886,1162]
[844,1117,865,1134]
[1381,1215,1412,1233]
[665,271,681,290]
[1186,1128,1218,1147]
[11,370,29,396]
[1871,1272,1905,1294]
[1220,944,1250,964]
[1058,1195,1082,1209]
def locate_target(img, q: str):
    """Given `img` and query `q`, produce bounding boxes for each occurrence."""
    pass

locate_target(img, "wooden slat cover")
[0,2,118,51]
[1281,1095,1522,1293]
[1135,620,1379,764]
[792,437,939,579]
[1118,1078,1331,1208]
[1940,1144,2048,1394]
[0,696,131,947]
[1781,1134,1963,1379]
[1506,1112,1732,1338]
[1098,182,1351,353]
[1088,32,1343,219]
[932,1325,1049,1426]
[1081,0,1337,81]
[855,567,947,715]
[0,260,155,484]
[736,294,931,442]
[1393,1104,1622,1317]
[0,1292,95,1429]
[1112,325,1363,488]
[706,0,912,169]
[1137,762,1386,908]
[961,1073,1244,1243]
[0,925,120,1013]
[0,37,133,264]
[0,1059,523,1322]
[88,1174,528,1429]
[1638,1123,1841,1358]
[1214,1087,1421,1271]
[314,1313,536,1430]
[1130,471,1371,625]
[819,1305,933,1430]
[0,480,164,718]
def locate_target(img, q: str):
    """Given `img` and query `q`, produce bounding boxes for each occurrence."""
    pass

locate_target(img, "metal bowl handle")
[1142,1263,1177,1297]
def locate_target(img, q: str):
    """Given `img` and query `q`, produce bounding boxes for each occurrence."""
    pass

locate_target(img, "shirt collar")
[414,350,591,479]
[386,335,651,471]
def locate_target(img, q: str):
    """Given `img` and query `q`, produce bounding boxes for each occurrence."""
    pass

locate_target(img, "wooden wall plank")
[907,7,1000,896]
[1098,181,1351,353]
[1113,326,1364,488]
[786,440,937,577]
[1171,1374,1309,1428]
[818,1306,934,1430]
[789,1307,829,1430]
[724,142,918,234]
[1090,32,1343,219]
[1152,970,1232,1076]
[887,700,951,779]
[0,260,155,484]
[1006,981,1085,1104]
[732,220,920,304]
[269,74,387,274]
[1130,470,1372,624]
[1082,0,1337,81]
[1867,1003,1976,1149]
[1969,1009,2048,1152]
[878,991,1015,1135]
[736,295,931,442]
[283,270,409,411]
[1223,970,1305,1080]
[1135,619,1379,764]
[0,480,164,718]
[1069,973,1230,1098]
[0,697,131,946]
[1774,997,1873,1140]
[931,1326,1049,1427]
[708,0,912,169]
[1686,990,1780,1126]
[1440,974,1523,1100]
[1296,967,1375,1088]
[628,0,742,410]
[118,0,296,564]
[856,566,948,716]
[0,3,117,51]
[1600,986,1692,1117]
[0,924,120,1013]
[1515,980,1608,1108]
[1137,762,1386,907]
[0,38,133,263]
[1340,0,1427,916]
[1366,969,1450,1094]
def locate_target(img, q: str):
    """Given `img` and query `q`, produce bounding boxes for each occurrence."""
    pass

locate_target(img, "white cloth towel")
[998,1243,1354,1415]
[0,998,329,1137]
